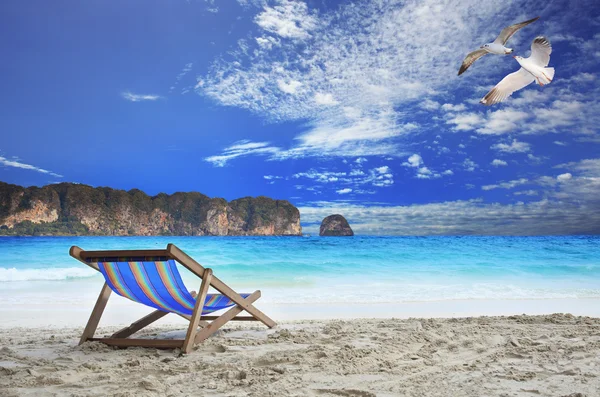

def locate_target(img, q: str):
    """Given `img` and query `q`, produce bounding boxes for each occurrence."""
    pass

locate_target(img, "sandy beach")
[1,313,598,396]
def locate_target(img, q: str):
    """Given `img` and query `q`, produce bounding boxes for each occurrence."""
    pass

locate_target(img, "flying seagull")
[458,16,540,76]
[480,36,554,106]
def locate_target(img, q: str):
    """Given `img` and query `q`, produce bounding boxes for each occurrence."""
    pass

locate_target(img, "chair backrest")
[89,256,249,316]
[92,257,197,316]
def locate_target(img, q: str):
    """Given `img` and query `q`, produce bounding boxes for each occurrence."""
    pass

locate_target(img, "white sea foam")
[0,267,97,282]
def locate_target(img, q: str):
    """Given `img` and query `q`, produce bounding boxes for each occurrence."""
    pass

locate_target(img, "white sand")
[1,314,598,396]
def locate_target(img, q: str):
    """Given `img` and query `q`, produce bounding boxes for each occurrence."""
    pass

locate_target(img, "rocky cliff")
[0,182,302,236]
[319,214,354,236]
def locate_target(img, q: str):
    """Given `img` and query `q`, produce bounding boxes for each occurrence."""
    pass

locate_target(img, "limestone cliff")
[0,182,302,236]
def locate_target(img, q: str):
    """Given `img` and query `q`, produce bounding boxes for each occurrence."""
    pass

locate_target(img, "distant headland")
[0,181,301,236]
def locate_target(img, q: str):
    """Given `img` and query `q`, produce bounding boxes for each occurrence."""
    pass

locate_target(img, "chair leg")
[79,283,112,345]
[111,309,169,339]
[183,269,213,353]
[194,290,261,345]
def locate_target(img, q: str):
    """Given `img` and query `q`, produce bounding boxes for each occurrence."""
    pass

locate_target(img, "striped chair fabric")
[95,258,247,316]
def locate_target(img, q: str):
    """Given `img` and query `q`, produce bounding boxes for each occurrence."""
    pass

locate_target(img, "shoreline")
[2,297,600,329]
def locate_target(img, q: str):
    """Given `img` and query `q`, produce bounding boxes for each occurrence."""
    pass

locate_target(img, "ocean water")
[1,235,599,307]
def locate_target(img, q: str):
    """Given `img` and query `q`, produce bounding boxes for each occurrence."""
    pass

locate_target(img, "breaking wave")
[0,267,97,282]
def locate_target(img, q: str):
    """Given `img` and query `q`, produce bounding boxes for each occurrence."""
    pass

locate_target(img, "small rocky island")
[319,214,354,236]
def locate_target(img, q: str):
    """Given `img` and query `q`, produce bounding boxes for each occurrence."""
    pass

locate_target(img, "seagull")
[458,16,539,76]
[480,36,554,106]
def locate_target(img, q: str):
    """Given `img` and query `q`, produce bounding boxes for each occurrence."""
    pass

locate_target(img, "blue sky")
[1,0,599,234]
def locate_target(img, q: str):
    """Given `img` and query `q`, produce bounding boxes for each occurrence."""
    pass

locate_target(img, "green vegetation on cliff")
[0,182,301,236]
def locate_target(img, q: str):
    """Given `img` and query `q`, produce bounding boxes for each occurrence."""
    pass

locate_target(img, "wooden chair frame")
[70,243,276,353]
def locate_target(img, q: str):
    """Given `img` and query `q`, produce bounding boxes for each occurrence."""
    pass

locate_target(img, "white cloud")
[525,100,586,133]
[176,63,193,81]
[204,140,280,166]
[476,109,529,135]
[557,172,573,182]
[556,159,600,176]
[298,196,600,235]
[482,178,528,191]
[491,159,508,167]
[277,79,302,94]
[463,158,477,172]
[402,153,450,179]
[0,156,63,178]
[527,153,544,164]
[336,188,352,195]
[446,113,484,131]
[255,0,319,40]
[200,0,517,163]
[416,166,436,179]
[292,165,394,191]
[491,139,531,153]
[293,170,346,183]
[554,141,568,146]
[256,35,280,49]
[121,92,162,102]
[299,159,600,235]
[420,99,440,111]
[514,190,538,196]
[402,154,423,168]
[314,92,338,106]
[441,103,467,112]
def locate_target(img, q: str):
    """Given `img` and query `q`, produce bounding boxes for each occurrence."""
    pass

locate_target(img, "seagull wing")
[458,49,488,76]
[480,68,535,106]
[493,16,540,45]
[530,36,552,66]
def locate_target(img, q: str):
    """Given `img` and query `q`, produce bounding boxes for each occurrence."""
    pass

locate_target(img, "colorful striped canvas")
[97,260,248,316]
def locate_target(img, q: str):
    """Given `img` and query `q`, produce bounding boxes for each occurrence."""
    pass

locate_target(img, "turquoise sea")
[1,236,599,306]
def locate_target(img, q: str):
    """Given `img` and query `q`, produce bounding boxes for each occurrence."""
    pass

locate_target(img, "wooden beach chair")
[70,243,276,353]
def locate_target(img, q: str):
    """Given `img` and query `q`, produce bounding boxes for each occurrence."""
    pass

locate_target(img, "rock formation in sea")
[0,182,302,236]
[319,214,354,236]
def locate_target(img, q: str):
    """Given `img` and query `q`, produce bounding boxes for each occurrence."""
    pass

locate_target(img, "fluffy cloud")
[463,158,478,172]
[402,154,451,179]
[491,159,508,167]
[557,172,573,182]
[476,109,530,135]
[199,0,519,163]
[402,154,423,168]
[314,92,338,106]
[446,113,484,131]
[441,103,467,112]
[277,79,302,94]
[491,139,531,153]
[291,165,394,192]
[254,0,319,40]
